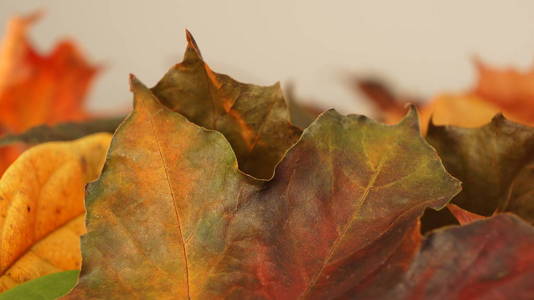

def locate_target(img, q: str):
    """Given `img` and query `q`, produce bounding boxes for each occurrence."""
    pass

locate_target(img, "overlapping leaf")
[387,214,534,300]
[151,31,300,179]
[0,134,111,292]
[426,115,534,224]
[473,60,534,124]
[66,70,460,299]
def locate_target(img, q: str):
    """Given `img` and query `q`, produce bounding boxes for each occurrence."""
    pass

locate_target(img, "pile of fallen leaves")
[1,13,534,300]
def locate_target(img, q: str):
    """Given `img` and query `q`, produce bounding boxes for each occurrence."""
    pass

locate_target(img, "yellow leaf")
[0,133,111,292]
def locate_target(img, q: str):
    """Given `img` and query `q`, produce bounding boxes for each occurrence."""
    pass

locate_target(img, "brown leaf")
[150,31,301,179]
[0,133,111,292]
[425,114,534,226]
[66,75,459,299]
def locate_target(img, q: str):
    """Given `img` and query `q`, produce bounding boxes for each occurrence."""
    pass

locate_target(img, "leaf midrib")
[147,106,191,299]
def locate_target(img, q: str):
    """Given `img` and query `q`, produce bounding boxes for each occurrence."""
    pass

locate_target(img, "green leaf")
[0,271,78,300]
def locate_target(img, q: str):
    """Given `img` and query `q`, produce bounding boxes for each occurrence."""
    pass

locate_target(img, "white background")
[2,1,534,115]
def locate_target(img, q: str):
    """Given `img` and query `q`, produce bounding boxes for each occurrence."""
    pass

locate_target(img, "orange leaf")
[474,59,534,124]
[0,133,111,292]
[418,93,501,134]
[0,12,99,174]
[447,204,485,225]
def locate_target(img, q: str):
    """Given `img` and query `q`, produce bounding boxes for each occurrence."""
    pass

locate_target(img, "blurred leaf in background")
[0,12,99,174]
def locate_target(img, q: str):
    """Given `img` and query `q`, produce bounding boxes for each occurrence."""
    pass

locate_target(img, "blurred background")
[2,0,534,114]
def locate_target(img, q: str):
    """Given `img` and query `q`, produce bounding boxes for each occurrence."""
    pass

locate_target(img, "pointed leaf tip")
[399,104,420,131]
[128,73,140,90]
[184,29,202,59]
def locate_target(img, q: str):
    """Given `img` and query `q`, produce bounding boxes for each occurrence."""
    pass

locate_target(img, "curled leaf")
[426,114,534,225]
[151,31,301,179]
[0,133,111,292]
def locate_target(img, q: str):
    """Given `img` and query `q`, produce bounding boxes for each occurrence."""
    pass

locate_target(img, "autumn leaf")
[447,204,485,225]
[0,133,111,292]
[425,115,534,226]
[0,116,123,147]
[65,73,459,299]
[473,59,534,124]
[387,214,534,300]
[0,12,99,174]
[150,30,301,179]
[417,94,501,134]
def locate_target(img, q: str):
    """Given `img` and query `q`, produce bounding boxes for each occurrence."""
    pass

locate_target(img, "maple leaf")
[0,12,99,174]
[473,59,534,125]
[0,133,111,292]
[386,214,534,300]
[150,31,300,179]
[424,115,534,227]
[65,69,459,299]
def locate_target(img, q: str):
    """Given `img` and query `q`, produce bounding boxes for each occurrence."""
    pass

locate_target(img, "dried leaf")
[0,117,123,147]
[426,115,534,225]
[473,59,534,124]
[418,94,500,134]
[0,133,111,292]
[150,31,301,179]
[389,214,534,300]
[448,204,485,225]
[0,13,98,132]
[66,76,459,299]
[0,13,99,174]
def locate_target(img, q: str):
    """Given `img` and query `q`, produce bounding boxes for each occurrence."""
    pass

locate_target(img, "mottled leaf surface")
[151,31,301,179]
[66,77,459,299]
[389,214,534,300]
[427,115,534,223]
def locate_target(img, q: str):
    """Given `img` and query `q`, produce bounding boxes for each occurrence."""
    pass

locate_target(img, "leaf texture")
[389,214,534,300]
[426,114,534,224]
[66,76,460,299]
[0,134,111,292]
[151,31,301,179]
